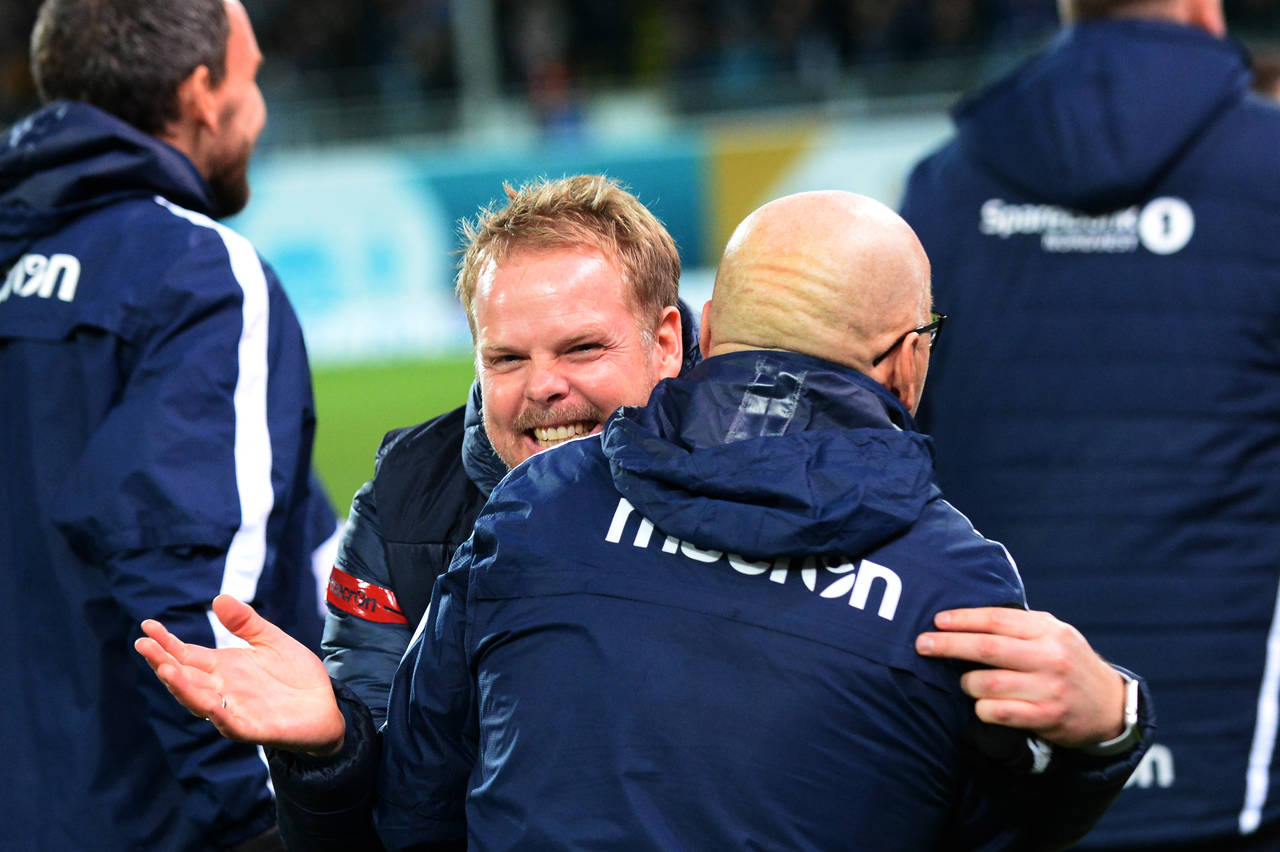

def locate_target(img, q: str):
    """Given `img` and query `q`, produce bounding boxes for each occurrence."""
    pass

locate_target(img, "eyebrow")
[477,325,614,357]
[560,330,608,346]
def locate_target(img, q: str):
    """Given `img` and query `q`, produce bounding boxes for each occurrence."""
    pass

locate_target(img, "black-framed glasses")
[870,312,947,367]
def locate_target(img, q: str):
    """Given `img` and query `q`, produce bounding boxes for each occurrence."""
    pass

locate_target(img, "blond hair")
[456,175,680,336]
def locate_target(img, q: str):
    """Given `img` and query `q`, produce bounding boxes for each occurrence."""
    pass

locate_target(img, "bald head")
[704,191,931,372]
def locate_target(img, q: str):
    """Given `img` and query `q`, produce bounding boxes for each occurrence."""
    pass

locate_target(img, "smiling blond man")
[315,177,698,736]
[459,176,685,468]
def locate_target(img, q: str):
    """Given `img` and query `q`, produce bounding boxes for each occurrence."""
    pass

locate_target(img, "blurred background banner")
[231,112,951,366]
[231,135,708,364]
[3,0,1275,504]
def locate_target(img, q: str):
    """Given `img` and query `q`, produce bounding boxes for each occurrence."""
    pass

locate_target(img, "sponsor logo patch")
[1125,743,1175,790]
[1,252,82,303]
[326,566,409,624]
[604,497,903,621]
[979,197,1195,255]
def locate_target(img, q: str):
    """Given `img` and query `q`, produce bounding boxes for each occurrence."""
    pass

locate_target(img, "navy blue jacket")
[375,351,1147,850]
[902,20,1280,848]
[0,102,332,850]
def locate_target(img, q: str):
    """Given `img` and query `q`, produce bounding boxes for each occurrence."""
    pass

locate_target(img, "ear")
[652,305,684,380]
[1188,0,1226,36]
[699,300,712,358]
[174,64,220,132]
[866,331,927,415]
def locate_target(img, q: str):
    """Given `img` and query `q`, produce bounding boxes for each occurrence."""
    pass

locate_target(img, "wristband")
[1083,670,1142,757]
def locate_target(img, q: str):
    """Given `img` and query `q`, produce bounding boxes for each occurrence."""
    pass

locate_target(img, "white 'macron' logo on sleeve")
[604,497,902,620]
[0,253,82,303]
[1125,743,1175,790]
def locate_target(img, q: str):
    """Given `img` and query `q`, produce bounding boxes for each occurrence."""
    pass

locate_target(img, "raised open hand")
[135,594,346,756]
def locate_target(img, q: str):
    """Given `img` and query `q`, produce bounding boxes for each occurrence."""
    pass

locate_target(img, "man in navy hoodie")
[0,1,334,849]
[901,0,1280,848]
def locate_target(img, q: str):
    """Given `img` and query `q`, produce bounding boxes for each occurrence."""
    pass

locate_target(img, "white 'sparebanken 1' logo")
[980,197,1195,255]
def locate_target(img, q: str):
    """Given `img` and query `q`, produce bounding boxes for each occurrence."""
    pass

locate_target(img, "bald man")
[361,191,1150,849]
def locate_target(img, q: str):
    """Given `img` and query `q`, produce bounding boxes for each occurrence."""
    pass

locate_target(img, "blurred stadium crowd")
[2,0,1276,141]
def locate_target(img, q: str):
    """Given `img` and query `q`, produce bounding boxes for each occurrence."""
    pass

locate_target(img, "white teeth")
[533,422,589,447]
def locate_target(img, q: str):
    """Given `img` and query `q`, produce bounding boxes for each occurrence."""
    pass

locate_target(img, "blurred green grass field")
[312,354,476,511]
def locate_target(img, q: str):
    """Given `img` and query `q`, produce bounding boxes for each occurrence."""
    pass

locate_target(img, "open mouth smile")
[531,421,594,448]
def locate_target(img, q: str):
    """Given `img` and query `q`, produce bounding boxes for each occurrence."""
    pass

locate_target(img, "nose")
[524,358,570,404]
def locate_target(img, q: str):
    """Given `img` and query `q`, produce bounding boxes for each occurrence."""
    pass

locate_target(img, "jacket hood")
[954,20,1250,210]
[0,101,216,268]
[602,350,937,561]
[463,380,508,498]
[461,297,706,497]
[674,297,703,374]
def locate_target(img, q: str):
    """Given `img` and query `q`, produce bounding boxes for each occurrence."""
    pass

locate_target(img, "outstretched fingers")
[139,618,218,672]
[134,634,226,720]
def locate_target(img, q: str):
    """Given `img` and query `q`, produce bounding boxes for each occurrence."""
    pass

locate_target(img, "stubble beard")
[208,139,253,218]
[487,400,608,469]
